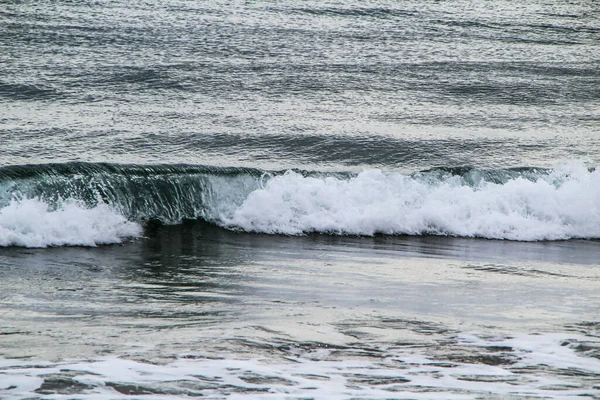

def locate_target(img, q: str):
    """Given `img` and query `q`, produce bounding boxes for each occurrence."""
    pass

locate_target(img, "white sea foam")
[224,165,600,241]
[0,198,142,248]
[1,332,598,399]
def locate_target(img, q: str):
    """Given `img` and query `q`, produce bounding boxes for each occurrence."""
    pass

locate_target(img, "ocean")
[1,0,600,398]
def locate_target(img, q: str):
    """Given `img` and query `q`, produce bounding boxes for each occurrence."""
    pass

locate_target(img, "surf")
[0,162,598,247]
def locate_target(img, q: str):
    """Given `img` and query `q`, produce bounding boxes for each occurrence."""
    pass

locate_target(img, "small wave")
[288,6,416,19]
[0,82,61,101]
[0,162,598,246]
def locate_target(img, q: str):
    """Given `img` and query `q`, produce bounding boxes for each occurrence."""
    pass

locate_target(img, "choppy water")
[1,0,600,398]
[2,0,599,170]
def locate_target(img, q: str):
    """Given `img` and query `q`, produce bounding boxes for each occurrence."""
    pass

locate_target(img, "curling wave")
[0,162,598,246]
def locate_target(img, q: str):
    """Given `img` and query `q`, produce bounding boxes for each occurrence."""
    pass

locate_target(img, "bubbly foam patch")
[1,332,599,399]
[0,198,142,248]
[224,166,600,241]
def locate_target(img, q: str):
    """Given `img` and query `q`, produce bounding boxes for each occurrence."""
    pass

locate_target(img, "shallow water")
[1,224,600,398]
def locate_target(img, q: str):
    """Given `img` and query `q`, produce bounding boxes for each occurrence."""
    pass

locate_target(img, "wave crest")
[224,166,600,241]
[0,162,598,245]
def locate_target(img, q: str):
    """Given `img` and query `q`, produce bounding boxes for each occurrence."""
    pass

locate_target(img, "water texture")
[1,0,600,398]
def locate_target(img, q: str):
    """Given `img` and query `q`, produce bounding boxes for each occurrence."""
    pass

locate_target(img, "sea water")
[1,0,599,398]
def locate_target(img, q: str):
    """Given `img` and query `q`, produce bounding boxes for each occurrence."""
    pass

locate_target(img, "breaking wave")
[0,162,598,247]
[0,198,141,248]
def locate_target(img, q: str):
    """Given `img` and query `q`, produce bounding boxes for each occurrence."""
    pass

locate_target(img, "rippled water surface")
[2,0,599,169]
[1,0,600,398]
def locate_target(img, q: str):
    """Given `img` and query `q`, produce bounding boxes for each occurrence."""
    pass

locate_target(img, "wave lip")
[0,162,262,248]
[224,166,600,241]
[0,198,141,248]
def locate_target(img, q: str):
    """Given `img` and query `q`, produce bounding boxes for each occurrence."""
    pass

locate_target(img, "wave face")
[0,162,599,246]
[0,163,263,247]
